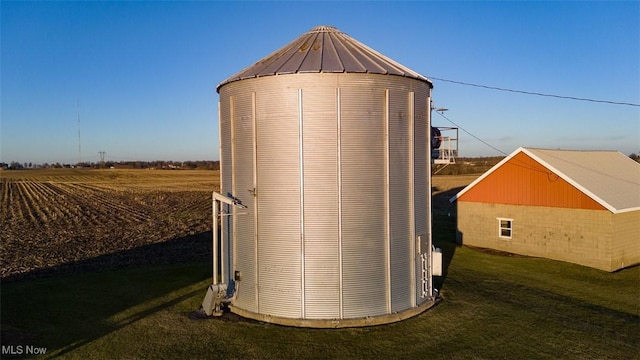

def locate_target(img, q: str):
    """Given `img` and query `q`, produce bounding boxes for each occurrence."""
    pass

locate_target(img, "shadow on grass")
[2,231,212,283]
[1,232,213,357]
[431,185,465,292]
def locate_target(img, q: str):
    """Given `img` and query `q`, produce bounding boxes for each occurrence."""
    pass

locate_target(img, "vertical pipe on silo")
[227,96,235,286]
[252,91,259,309]
[426,91,433,298]
[218,100,223,188]
[213,198,218,284]
[298,88,306,318]
[409,91,416,307]
[337,87,344,320]
[384,89,391,314]
[214,101,221,285]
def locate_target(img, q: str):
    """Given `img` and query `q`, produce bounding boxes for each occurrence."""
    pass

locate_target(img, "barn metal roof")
[217,25,432,92]
[451,147,640,213]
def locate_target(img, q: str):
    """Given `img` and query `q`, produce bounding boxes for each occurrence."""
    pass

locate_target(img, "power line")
[427,76,640,107]
[433,109,509,157]
[433,109,558,176]
[432,108,627,178]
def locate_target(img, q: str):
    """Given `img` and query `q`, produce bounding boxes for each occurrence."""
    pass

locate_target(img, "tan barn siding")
[611,211,640,270]
[457,201,615,271]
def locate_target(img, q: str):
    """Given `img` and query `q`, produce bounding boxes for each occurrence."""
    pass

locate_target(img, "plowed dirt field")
[0,169,219,280]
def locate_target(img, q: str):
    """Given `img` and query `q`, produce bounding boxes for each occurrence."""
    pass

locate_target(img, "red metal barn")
[451,147,640,271]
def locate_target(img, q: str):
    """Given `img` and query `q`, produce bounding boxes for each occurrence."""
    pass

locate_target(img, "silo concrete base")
[228,298,438,328]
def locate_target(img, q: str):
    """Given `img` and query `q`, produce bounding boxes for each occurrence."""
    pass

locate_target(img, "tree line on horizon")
[2,153,638,172]
[1,160,220,170]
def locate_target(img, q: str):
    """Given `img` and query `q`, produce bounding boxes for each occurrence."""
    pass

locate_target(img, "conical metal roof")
[217,25,432,92]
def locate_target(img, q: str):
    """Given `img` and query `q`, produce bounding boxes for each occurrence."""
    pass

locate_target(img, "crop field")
[0,169,466,281]
[0,169,219,280]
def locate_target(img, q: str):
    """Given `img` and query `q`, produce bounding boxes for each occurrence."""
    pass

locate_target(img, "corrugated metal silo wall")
[302,85,341,319]
[255,85,302,318]
[220,85,258,312]
[339,79,387,318]
[233,90,259,312]
[219,73,431,320]
[388,88,412,313]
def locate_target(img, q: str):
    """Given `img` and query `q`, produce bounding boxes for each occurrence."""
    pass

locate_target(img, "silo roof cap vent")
[216,25,433,92]
[308,25,339,33]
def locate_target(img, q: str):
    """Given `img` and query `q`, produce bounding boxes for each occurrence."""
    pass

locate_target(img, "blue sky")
[1,1,638,164]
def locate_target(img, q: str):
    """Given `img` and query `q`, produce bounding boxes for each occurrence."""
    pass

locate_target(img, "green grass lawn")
[2,218,639,359]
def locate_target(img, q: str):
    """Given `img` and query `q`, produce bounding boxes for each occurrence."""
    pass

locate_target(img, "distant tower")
[98,151,106,168]
[77,100,82,164]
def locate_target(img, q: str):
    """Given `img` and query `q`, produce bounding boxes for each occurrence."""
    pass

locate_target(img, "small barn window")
[498,218,513,239]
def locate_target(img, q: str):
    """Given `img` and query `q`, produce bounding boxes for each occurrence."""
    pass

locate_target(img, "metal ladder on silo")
[421,252,429,298]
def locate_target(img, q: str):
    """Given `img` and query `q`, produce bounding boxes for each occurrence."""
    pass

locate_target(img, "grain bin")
[202,25,440,327]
